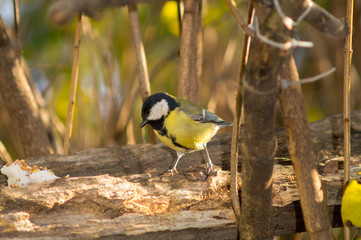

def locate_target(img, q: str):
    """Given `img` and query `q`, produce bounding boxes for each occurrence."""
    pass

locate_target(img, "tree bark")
[0,17,53,158]
[177,0,202,104]
[128,4,155,144]
[274,1,335,238]
[240,40,278,239]
[240,2,294,238]
[279,54,334,239]
[2,111,361,238]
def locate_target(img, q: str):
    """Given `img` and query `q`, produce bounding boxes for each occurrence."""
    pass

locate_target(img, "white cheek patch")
[148,99,169,120]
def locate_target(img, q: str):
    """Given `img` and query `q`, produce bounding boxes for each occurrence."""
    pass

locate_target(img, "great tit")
[140,92,232,174]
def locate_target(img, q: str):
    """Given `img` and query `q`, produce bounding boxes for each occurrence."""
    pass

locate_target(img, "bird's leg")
[353,228,361,240]
[168,152,184,175]
[203,144,214,173]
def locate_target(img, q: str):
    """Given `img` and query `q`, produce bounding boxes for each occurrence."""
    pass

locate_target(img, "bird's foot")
[168,168,178,176]
[206,162,214,174]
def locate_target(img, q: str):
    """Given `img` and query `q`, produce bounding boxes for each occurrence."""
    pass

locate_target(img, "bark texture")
[275,1,335,239]
[279,54,333,239]
[177,0,202,104]
[2,111,361,239]
[0,18,53,158]
[240,2,291,239]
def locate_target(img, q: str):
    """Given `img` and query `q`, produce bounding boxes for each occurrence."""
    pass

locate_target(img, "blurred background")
[0,0,360,159]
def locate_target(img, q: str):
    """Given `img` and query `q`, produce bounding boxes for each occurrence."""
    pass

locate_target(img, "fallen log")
[1,111,361,239]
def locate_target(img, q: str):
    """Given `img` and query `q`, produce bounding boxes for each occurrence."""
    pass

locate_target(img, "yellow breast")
[154,108,217,153]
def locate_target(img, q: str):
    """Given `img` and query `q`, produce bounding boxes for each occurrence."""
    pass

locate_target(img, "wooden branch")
[230,0,253,228]
[48,0,349,39]
[12,0,21,58]
[48,0,160,25]
[177,0,202,104]
[0,141,12,164]
[128,4,151,103]
[343,0,354,238]
[304,2,349,38]
[238,0,301,237]
[127,4,155,144]
[271,1,333,239]
[64,13,82,154]
[0,18,53,158]
[279,53,333,239]
[253,0,349,37]
[2,111,361,238]
[21,56,65,154]
[225,0,255,37]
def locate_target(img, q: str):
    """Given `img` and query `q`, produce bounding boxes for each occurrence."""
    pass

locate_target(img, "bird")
[140,92,232,174]
[341,179,361,227]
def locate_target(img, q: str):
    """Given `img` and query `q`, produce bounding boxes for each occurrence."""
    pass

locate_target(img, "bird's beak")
[139,119,148,129]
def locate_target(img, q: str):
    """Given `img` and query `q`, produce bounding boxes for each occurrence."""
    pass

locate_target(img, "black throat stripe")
[158,127,168,136]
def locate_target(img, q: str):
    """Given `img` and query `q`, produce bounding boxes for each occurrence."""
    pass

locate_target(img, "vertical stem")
[279,54,334,240]
[240,19,280,240]
[177,0,202,105]
[230,0,253,225]
[64,13,82,154]
[12,0,21,58]
[343,0,354,239]
[0,141,12,164]
[127,3,155,144]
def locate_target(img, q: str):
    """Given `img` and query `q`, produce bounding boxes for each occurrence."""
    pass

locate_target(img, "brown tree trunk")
[279,53,334,240]
[240,0,336,238]
[240,44,278,240]
[240,5,283,239]
[177,0,202,104]
[0,17,53,158]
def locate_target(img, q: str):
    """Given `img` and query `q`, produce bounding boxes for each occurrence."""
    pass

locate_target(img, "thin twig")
[295,0,312,24]
[127,3,155,144]
[12,0,21,59]
[343,0,354,239]
[280,67,336,89]
[242,67,336,96]
[273,0,312,29]
[64,13,82,154]
[0,141,12,164]
[230,0,253,226]
[242,75,279,95]
[254,16,313,50]
[225,0,255,37]
[353,228,361,240]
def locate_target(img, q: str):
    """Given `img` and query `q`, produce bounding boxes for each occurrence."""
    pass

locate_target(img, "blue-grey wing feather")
[177,98,232,127]
[196,110,232,127]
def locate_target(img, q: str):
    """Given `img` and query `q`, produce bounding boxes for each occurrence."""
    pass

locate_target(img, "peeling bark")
[1,111,361,238]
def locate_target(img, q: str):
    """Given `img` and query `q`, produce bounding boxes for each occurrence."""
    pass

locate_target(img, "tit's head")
[140,93,178,129]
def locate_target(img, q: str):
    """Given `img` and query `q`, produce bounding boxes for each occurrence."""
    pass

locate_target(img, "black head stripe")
[159,93,178,111]
[142,93,178,119]
[141,93,179,132]
[141,93,178,124]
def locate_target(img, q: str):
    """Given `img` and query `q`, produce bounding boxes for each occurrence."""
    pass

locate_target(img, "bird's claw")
[168,168,178,176]
[206,163,214,174]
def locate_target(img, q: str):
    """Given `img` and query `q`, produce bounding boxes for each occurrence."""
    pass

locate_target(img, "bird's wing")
[177,98,232,126]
